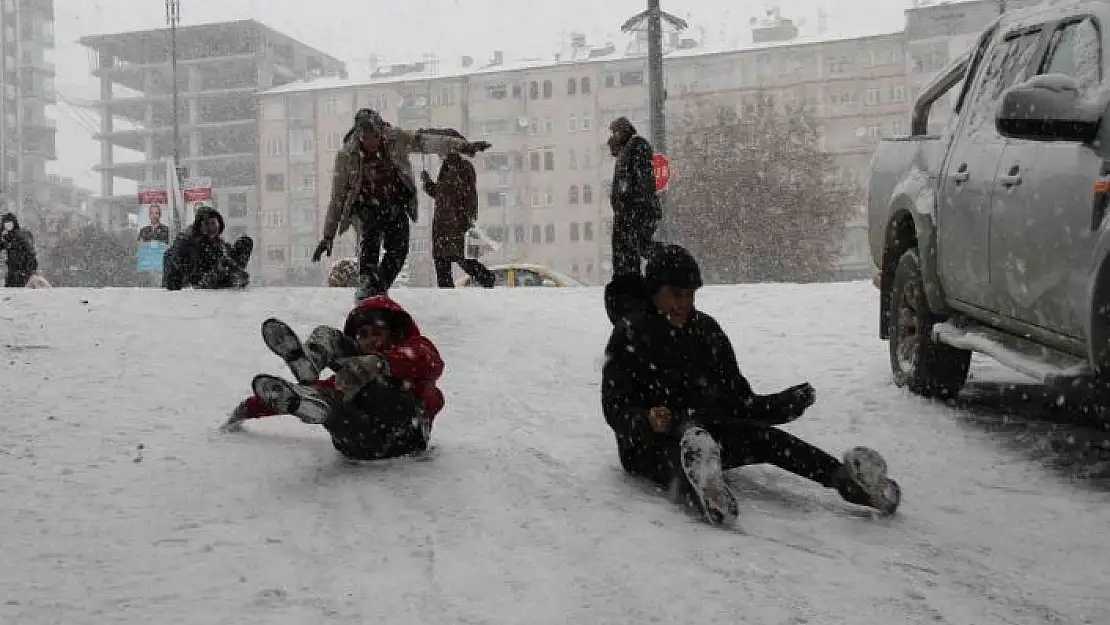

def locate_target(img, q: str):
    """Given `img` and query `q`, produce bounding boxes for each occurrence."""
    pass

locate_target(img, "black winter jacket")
[600,276,808,482]
[0,213,37,274]
[163,207,242,291]
[609,135,661,221]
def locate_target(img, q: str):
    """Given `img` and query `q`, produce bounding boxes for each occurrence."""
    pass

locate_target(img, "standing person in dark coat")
[601,244,901,525]
[162,202,253,291]
[0,212,38,288]
[607,116,662,277]
[420,128,495,289]
[311,109,492,300]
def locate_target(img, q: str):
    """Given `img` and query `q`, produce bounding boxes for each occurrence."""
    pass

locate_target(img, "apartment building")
[0,0,56,236]
[79,19,345,282]
[257,0,1015,287]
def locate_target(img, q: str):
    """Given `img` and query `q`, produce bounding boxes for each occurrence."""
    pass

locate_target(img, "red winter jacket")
[243,295,445,420]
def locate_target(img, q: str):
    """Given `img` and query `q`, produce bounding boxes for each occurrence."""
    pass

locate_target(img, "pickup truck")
[868,0,1110,401]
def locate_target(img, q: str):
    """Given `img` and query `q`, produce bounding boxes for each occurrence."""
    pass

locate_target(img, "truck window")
[963,29,1043,137]
[1040,17,1102,97]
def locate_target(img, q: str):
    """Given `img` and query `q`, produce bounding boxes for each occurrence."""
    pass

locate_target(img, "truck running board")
[932,320,1091,387]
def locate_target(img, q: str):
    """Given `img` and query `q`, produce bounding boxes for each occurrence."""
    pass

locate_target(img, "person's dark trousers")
[434,256,495,288]
[4,270,32,287]
[669,418,842,488]
[323,378,430,461]
[612,212,658,276]
[358,204,410,292]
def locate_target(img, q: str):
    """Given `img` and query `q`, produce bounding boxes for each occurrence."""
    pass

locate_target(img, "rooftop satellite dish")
[517,117,530,127]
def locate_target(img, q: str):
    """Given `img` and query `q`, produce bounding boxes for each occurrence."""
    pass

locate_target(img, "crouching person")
[163,203,253,291]
[601,244,901,525]
[223,295,445,461]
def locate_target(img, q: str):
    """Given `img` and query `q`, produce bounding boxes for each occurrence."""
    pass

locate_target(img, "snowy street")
[2,282,1108,624]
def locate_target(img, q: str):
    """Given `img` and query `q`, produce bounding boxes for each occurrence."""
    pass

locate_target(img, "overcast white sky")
[53,0,911,193]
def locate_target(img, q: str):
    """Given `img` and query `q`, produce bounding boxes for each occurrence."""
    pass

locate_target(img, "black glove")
[311,237,333,263]
[780,382,817,418]
[461,141,492,156]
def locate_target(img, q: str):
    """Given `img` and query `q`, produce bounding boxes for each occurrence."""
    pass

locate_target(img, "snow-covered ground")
[2,282,1108,625]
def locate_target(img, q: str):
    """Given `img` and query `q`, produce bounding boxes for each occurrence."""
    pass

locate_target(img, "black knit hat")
[644,244,703,294]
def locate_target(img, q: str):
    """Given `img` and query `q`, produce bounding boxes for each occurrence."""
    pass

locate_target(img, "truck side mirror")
[995,73,1102,142]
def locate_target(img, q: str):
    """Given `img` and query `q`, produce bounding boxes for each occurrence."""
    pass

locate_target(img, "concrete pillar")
[98,53,114,200]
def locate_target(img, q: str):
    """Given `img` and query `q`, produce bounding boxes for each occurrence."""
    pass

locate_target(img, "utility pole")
[621,1,686,243]
[166,0,186,235]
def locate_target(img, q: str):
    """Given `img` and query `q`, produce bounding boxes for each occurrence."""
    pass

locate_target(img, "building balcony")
[95,118,256,152]
[21,58,55,76]
[22,132,56,160]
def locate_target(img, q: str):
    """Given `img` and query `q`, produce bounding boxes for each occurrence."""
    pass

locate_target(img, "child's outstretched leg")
[261,318,322,384]
[251,374,333,425]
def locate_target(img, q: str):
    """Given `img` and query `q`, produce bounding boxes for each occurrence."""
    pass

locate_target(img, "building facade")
[79,19,345,282]
[0,0,56,235]
[257,0,1017,286]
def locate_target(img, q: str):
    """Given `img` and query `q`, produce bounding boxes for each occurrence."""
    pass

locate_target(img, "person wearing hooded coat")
[607,116,662,277]
[311,109,492,300]
[419,128,496,289]
[222,294,445,462]
[162,203,253,291]
[601,244,902,525]
[0,212,38,287]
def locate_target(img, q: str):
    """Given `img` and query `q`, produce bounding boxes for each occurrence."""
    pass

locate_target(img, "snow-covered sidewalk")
[1,283,1107,625]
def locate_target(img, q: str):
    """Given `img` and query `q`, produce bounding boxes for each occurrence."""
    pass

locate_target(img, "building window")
[543,150,555,171]
[262,99,284,120]
[265,174,285,192]
[582,184,593,204]
[567,77,577,95]
[545,224,555,243]
[545,187,554,206]
[529,117,539,135]
[531,192,542,208]
[512,83,523,99]
[226,193,249,218]
[568,149,578,169]
[532,224,541,243]
[544,118,553,134]
[543,80,553,98]
[486,192,505,207]
[620,71,644,86]
[302,173,316,191]
[266,137,284,157]
[570,222,580,241]
[325,132,341,151]
[326,96,340,114]
[581,116,592,131]
[530,151,541,171]
[485,82,508,100]
[264,211,285,228]
[567,115,578,132]
[581,77,592,94]
[603,73,616,88]
[514,224,526,243]
[569,185,579,204]
[583,221,594,241]
[530,81,539,99]
[266,246,286,261]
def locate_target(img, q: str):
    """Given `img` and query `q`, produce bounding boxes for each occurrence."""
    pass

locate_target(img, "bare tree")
[666,93,859,283]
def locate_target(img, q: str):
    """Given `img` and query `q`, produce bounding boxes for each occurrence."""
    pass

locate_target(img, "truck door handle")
[999,165,1021,187]
[951,163,970,183]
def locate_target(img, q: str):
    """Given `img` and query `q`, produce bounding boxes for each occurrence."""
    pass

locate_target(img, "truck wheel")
[888,248,971,399]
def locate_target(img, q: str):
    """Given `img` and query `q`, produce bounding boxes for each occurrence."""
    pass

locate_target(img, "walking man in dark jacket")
[420,128,495,288]
[607,116,661,277]
[312,109,492,300]
[0,212,38,287]
[163,203,253,291]
[602,244,901,525]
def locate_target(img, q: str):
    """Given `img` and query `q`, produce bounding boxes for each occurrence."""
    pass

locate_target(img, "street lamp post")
[166,0,186,235]
[621,1,686,244]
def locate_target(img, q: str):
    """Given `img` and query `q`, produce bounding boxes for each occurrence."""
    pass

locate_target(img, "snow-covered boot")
[354,272,385,302]
[261,318,322,384]
[251,374,332,425]
[678,425,739,526]
[219,400,252,432]
[835,446,901,515]
[333,354,390,401]
[305,325,364,372]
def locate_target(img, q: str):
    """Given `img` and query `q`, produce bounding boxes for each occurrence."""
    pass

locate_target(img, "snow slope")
[1,283,1108,625]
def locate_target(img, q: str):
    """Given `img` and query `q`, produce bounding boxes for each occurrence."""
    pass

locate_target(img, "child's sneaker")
[251,374,332,425]
[305,325,364,372]
[836,446,901,515]
[678,425,739,526]
[261,318,322,384]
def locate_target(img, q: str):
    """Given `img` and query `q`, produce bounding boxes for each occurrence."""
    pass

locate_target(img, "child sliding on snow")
[602,244,901,525]
[222,295,445,461]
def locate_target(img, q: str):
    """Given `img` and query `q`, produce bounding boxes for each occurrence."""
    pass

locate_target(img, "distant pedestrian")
[607,116,661,277]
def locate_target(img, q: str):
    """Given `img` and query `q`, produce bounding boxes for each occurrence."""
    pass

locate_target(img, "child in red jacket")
[223,295,445,461]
